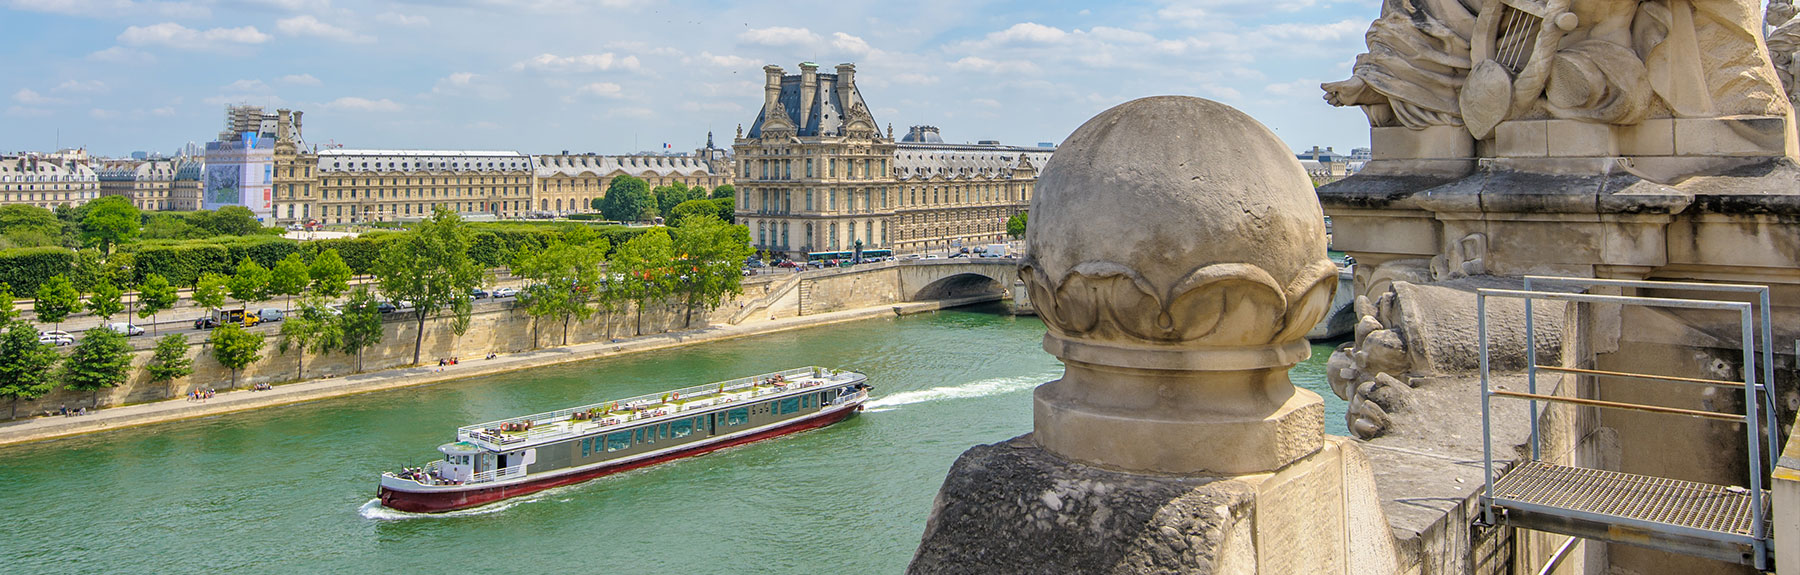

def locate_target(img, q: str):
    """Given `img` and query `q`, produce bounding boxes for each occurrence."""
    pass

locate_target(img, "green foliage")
[0,205,65,248]
[1006,211,1028,239]
[140,214,198,240]
[80,196,140,253]
[0,321,59,418]
[339,287,384,372]
[136,274,177,333]
[208,323,265,388]
[0,247,75,297]
[269,253,310,305]
[514,238,608,346]
[34,275,79,327]
[599,175,656,222]
[63,326,132,406]
[611,228,676,335]
[307,249,352,298]
[279,296,343,379]
[70,248,106,292]
[193,206,265,237]
[0,283,14,326]
[126,235,298,287]
[86,279,124,320]
[668,198,736,227]
[374,208,481,365]
[653,181,700,219]
[709,184,736,200]
[193,273,228,311]
[145,334,193,391]
[672,215,756,327]
[228,258,272,304]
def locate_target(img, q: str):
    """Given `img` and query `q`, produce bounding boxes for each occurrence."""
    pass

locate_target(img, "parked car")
[38,330,75,346]
[776,260,800,268]
[377,302,398,314]
[492,287,518,298]
[104,322,145,336]
[470,288,490,299]
[255,308,284,323]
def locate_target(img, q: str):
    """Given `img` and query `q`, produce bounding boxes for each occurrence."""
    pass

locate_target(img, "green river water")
[0,303,1343,574]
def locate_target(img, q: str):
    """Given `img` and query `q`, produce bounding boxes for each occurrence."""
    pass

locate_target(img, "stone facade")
[314,149,533,223]
[531,148,729,217]
[734,63,1048,259]
[0,154,99,209]
[96,158,178,211]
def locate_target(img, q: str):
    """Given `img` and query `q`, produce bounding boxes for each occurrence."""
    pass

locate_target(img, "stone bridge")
[894,258,1021,301]
[728,258,1023,323]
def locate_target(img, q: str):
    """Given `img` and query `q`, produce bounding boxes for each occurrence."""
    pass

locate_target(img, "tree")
[278,297,342,380]
[63,326,132,407]
[1007,211,1028,239]
[514,239,607,346]
[611,228,675,335]
[34,275,79,330]
[228,258,271,305]
[70,248,106,292]
[308,248,353,298]
[137,274,177,335]
[0,283,17,326]
[145,334,193,397]
[669,198,736,227]
[208,323,264,389]
[339,287,384,372]
[0,204,64,247]
[0,321,59,419]
[710,184,736,200]
[194,206,263,237]
[374,208,480,365]
[672,215,755,327]
[194,273,229,312]
[653,181,698,218]
[141,214,198,240]
[86,279,123,321]
[80,196,141,253]
[269,253,310,309]
[599,175,656,222]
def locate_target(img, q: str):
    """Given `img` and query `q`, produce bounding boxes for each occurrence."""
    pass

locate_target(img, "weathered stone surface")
[909,435,1257,575]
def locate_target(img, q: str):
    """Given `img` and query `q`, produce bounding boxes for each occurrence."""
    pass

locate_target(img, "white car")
[491,287,518,298]
[106,322,145,336]
[38,330,75,346]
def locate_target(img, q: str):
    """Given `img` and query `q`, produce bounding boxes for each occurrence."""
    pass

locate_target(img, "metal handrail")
[1531,365,1746,389]
[468,464,527,484]
[1478,282,1772,570]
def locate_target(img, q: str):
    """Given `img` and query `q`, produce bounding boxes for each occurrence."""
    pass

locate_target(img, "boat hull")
[378,403,861,513]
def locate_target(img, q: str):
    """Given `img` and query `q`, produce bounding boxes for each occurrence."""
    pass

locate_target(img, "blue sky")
[0,0,1379,157]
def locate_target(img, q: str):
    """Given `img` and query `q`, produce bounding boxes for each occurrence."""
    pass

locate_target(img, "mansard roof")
[747,72,875,139]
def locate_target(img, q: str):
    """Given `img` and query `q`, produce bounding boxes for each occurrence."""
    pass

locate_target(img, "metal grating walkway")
[1493,461,1760,537]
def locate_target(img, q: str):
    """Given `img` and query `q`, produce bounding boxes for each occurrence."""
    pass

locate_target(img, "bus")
[805,249,893,263]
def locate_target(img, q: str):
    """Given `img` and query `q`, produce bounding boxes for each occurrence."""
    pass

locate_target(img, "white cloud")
[222,79,270,92]
[948,56,1037,74]
[150,106,176,117]
[89,108,119,119]
[374,12,429,27]
[831,32,872,55]
[6,106,54,118]
[432,72,509,100]
[13,89,62,105]
[277,15,373,43]
[575,82,624,98]
[87,46,153,63]
[605,106,654,119]
[277,73,320,86]
[118,22,270,49]
[324,97,401,112]
[54,80,107,93]
[513,53,640,73]
[691,52,759,69]
[739,26,820,47]
[986,22,1068,45]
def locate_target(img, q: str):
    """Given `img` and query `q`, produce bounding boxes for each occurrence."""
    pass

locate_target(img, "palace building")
[531,140,731,216]
[314,150,533,224]
[734,63,1046,258]
[0,154,100,209]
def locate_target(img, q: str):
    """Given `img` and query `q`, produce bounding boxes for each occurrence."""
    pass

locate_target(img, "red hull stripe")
[379,406,860,513]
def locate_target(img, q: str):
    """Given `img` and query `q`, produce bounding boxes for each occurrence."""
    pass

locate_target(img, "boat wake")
[357,489,553,520]
[863,373,1052,413]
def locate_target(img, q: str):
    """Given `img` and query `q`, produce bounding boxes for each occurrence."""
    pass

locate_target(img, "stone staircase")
[729,274,805,325]
[797,280,815,316]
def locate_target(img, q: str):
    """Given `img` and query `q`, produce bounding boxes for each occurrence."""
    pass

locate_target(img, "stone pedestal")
[909,435,1399,574]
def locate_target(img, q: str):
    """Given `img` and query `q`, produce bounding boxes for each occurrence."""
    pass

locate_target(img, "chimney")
[798,62,819,128]
[835,63,856,117]
[276,109,292,143]
[763,65,785,118]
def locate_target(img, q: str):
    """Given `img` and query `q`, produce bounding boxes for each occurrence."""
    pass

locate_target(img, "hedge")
[125,236,300,287]
[0,246,77,297]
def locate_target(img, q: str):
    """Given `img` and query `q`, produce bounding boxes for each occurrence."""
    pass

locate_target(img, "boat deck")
[457,367,860,450]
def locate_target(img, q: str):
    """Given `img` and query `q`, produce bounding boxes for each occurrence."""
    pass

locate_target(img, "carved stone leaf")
[1461,60,1514,139]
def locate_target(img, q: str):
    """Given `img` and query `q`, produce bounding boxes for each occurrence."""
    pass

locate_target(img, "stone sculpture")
[1327,0,1791,155]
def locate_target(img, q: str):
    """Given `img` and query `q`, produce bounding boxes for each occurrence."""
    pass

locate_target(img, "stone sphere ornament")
[1022,96,1336,474]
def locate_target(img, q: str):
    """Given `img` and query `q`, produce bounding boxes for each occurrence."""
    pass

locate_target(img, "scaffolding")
[1478,276,1779,570]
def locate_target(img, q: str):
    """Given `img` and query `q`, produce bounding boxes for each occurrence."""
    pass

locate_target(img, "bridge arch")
[897,260,1018,301]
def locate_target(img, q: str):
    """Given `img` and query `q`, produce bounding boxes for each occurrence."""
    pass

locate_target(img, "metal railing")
[468,464,527,484]
[1478,277,1777,570]
[457,367,854,449]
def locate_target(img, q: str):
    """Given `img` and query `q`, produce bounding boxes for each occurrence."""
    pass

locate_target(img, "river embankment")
[0,294,999,448]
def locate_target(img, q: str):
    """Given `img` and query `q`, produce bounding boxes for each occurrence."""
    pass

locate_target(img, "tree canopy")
[671,215,754,327]
[136,273,177,333]
[611,228,675,335]
[145,334,193,395]
[339,287,384,372]
[374,208,481,365]
[709,184,736,200]
[1006,211,1028,239]
[193,273,228,312]
[208,323,265,389]
[80,196,140,253]
[599,175,656,222]
[653,181,700,219]
[86,279,123,321]
[228,258,272,304]
[34,275,79,328]
[308,248,352,298]
[0,321,59,419]
[63,326,132,407]
[514,238,608,346]
[269,253,310,307]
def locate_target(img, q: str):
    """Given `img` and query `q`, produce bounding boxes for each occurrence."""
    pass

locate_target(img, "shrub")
[0,247,76,297]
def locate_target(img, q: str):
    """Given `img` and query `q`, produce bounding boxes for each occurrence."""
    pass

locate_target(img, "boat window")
[779,398,800,415]
[606,431,632,452]
[635,428,645,443]
[671,418,693,437]
[659,424,668,439]
[582,437,592,457]
[726,408,749,426]
[644,426,656,444]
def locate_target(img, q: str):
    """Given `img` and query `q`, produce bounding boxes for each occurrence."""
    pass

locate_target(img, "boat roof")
[455,367,863,451]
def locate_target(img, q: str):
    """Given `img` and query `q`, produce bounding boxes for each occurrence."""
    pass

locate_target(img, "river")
[0,303,1344,574]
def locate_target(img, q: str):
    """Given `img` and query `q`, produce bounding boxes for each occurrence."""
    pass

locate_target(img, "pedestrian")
[59,404,68,417]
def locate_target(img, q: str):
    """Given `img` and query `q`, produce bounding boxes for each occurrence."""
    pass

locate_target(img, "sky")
[0,0,1380,157]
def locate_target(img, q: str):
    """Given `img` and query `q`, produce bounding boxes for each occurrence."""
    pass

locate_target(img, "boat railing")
[467,464,528,485]
[457,367,857,448]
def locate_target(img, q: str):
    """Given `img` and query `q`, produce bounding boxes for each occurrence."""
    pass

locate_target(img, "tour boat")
[377,367,870,513]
